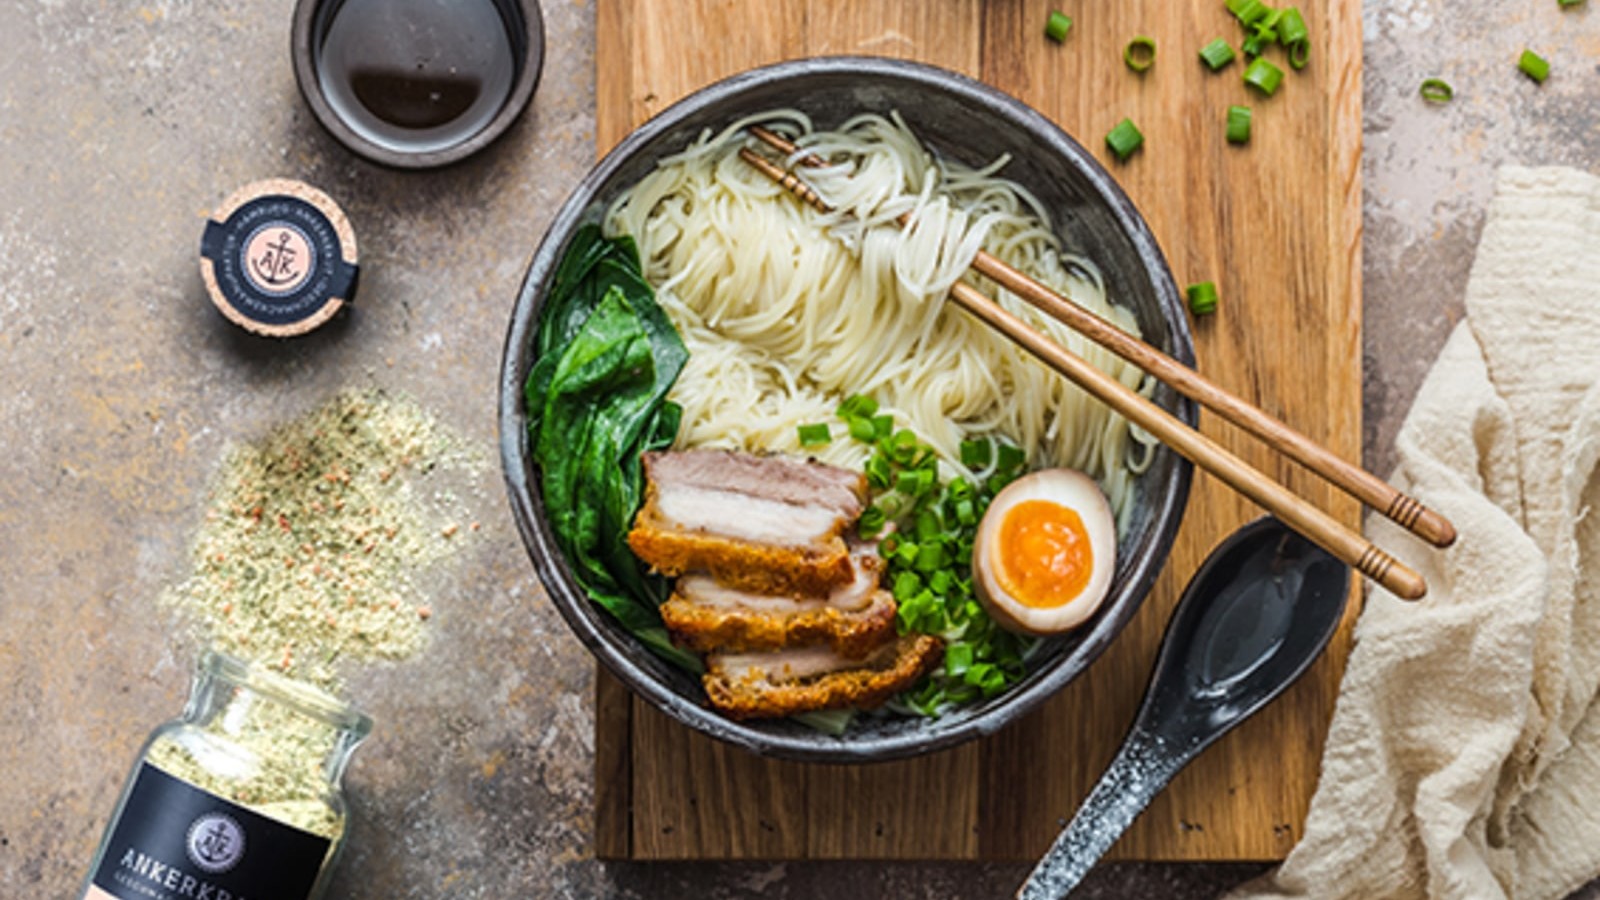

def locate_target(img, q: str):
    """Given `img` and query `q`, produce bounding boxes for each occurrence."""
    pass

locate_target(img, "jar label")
[86,763,330,900]
[199,193,357,328]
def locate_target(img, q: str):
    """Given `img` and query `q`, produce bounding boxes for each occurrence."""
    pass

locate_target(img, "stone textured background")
[0,1,1595,897]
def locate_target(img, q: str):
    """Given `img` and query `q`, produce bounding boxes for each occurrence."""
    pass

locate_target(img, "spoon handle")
[1017,730,1185,900]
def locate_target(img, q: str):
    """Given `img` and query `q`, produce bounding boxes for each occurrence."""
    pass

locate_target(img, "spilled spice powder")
[164,390,472,688]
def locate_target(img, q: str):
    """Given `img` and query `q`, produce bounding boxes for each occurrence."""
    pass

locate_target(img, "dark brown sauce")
[316,0,516,153]
[347,69,483,130]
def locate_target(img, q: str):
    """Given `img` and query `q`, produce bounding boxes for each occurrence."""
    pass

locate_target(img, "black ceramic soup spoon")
[1018,516,1351,900]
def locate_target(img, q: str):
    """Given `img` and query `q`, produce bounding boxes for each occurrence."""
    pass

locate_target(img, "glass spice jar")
[80,650,372,900]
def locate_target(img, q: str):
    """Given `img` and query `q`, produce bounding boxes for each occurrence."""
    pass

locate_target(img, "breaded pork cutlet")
[661,550,896,657]
[703,634,944,720]
[627,450,867,596]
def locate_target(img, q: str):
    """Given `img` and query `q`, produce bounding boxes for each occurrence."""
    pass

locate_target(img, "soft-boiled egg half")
[972,468,1116,636]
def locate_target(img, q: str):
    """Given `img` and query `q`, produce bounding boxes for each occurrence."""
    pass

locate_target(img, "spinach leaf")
[526,230,698,672]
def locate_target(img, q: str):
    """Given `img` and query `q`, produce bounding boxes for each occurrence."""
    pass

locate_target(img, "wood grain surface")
[593,0,1362,862]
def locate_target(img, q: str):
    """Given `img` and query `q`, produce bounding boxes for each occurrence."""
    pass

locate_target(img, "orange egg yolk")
[993,499,1094,609]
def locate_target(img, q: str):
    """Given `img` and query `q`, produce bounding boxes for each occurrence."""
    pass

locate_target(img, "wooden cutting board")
[592,0,1362,861]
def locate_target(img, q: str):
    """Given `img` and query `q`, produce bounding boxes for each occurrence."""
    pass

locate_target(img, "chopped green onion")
[1241,29,1270,58]
[1277,8,1310,68]
[1228,0,1270,25]
[895,467,935,498]
[1287,38,1310,69]
[913,542,946,572]
[892,570,923,602]
[858,504,887,537]
[953,498,976,526]
[1243,57,1284,96]
[1105,117,1144,162]
[891,539,920,568]
[797,422,831,446]
[1419,78,1453,103]
[864,452,893,489]
[1559,0,1585,7]
[848,416,877,442]
[1226,105,1252,144]
[1199,38,1236,70]
[945,643,974,677]
[959,438,992,469]
[870,413,894,440]
[1519,49,1550,84]
[1124,36,1157,72]
[1045,10,1073,43]
[837,394,878,419]
[995,442,1028,476]
[1277,8,1308,45]
[1186,281,1220,316]
[887,428,920,464]
[792,708,854,735]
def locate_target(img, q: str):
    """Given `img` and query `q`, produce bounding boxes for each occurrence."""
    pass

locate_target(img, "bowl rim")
[290,0,546,169]
[498,55,1196,763]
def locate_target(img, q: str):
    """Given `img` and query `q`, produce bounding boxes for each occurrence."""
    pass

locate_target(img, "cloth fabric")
[1228,166,1600,900]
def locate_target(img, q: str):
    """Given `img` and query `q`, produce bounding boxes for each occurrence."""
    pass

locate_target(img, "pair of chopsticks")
[739,125,1450,601]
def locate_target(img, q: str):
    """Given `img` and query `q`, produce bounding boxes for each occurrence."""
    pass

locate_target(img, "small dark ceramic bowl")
[498,57,1196,763]
[291,0,544,169]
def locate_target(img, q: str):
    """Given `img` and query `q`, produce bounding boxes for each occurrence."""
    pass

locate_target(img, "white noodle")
[604,111,1157,523]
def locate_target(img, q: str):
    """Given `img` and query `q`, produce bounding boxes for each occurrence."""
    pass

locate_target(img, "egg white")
[972,469,1117,636]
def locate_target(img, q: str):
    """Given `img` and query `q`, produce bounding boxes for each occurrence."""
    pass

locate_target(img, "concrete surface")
[0,1,1596,898]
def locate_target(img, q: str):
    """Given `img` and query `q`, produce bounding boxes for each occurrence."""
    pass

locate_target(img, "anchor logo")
[185,812,246,874]
[243,222,315,295]
[252,231,301,286]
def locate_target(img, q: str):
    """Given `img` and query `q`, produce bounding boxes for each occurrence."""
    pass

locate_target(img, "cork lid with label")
[199,179,359,337]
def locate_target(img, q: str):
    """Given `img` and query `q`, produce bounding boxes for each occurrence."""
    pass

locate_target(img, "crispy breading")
[627,523,855,596]
[662,587,897,657]
[703,634,944,720]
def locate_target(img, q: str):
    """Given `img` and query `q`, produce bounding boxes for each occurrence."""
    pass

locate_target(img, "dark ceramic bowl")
[499,57,1196,763]
[291,0,544,169]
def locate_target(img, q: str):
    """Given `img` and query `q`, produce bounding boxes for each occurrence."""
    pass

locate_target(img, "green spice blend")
[147,702,345,836]
[164,390,473,688]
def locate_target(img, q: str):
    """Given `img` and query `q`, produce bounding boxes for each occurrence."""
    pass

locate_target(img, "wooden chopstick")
[746,125,1456,551]
[738,145,1427,600]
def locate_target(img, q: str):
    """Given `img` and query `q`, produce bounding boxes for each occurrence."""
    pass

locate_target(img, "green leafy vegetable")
[525,225,699,671]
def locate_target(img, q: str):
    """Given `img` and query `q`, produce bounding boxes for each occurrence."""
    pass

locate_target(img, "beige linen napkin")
[1228,166,1600,900]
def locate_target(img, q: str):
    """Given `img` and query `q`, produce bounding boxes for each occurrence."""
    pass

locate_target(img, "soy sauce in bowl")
[292,0,544,168]
[318,0,514,153]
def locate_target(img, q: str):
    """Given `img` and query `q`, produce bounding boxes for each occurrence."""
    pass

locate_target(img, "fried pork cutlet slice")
[627,450,867,596]
[662,550,895,657]
[703,634,944,720]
